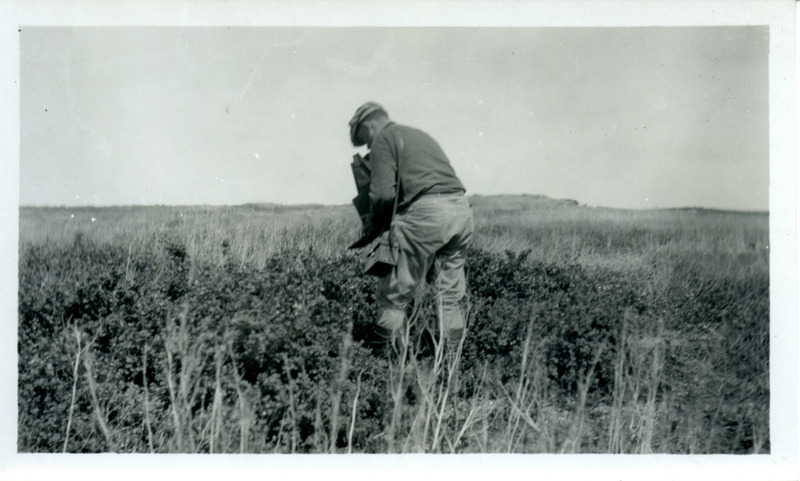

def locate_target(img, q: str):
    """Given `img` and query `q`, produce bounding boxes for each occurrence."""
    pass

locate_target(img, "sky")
[3,3,798,477]
[20,26,769,210]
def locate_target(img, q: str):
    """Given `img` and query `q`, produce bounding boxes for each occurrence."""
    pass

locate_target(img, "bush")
[18,217,768,453]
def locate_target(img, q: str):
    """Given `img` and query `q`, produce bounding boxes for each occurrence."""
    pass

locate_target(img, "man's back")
[369,123,466,223]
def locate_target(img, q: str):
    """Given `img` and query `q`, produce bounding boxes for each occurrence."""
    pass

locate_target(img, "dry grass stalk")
[175,303,199,452]
[81,346,114,451]
[329,320,355,453]
[638,317,665,454]
[560,339,606,454]
[386,318,411,453]
[347,370,363,454]
[164,347,184,451]
[208,345,224,453]
[142,342,155,453]
[226,341,253,453]
[504,312,538,452]
[448,365,490,453]
[62,319,81,453]
[607,310,629,453]
[281,354,299,453]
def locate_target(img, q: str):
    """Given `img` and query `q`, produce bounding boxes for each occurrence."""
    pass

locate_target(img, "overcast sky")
[20,26,768,210]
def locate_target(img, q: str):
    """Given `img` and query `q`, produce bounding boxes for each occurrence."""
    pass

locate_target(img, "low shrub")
[17,226,768,453]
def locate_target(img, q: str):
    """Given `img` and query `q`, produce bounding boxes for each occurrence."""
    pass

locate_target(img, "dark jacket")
[364,122,466,237]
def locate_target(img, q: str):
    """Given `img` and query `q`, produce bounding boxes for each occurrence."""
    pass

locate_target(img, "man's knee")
[377,307,406,331]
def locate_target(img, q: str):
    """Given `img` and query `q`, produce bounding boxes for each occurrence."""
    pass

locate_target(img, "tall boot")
[374,307,405,360]
[445,328,464,394]
[447,327,465,352]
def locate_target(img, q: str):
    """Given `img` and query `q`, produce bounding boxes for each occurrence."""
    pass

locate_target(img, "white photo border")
[0,1,796,480]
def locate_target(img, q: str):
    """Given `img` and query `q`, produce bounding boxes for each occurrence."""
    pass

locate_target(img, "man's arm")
[348,152,382,249]
[367,133,399,235]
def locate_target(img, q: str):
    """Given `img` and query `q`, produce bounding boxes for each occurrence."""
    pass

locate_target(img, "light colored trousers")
[377,193,474,334]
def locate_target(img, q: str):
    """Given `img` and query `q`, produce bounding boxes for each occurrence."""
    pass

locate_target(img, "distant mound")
[468,194,579,210]
[661,206,768,216]
[240,195,582,213]
[242,202,329,212]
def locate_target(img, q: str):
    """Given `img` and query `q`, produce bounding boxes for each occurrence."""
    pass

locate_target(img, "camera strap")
[390,132,404,224]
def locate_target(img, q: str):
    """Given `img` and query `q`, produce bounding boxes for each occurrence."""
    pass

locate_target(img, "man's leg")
[373,196,472,353]
[430,198,474,350]
[432,249,468,349]
[374,203,441,354]
[375,244,435,331]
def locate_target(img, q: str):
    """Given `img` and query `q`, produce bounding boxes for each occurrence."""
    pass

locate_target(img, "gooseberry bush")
[17,205,769,454]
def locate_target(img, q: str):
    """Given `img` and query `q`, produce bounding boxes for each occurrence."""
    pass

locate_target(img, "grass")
[19,198,768,276]
[19,204,357,267]
[17,195,769,454]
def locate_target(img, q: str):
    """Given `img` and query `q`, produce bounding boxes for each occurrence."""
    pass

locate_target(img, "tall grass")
[19,204,359,268]
[19,200,767,278]
[17,196,769,453]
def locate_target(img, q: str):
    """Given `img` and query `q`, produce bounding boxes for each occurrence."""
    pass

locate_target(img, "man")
[348,102,474,358]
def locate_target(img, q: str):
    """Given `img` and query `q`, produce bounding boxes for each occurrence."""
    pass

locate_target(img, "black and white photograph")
[0,1,797,480]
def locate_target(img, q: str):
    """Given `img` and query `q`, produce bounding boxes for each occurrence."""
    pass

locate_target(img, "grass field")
[17,195,769,453]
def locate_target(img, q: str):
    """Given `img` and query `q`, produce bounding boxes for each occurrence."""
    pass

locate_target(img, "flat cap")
[349,102,386,147]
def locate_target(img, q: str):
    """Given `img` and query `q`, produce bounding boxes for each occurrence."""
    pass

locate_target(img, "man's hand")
[362,216,379,239]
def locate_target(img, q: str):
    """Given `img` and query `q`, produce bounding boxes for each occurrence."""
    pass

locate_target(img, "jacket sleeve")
[366,132,399,236]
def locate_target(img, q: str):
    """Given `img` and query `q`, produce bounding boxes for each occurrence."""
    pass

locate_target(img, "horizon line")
[17,193,770,215]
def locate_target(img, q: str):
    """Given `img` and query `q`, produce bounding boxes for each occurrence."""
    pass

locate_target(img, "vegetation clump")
[17,199,769,453]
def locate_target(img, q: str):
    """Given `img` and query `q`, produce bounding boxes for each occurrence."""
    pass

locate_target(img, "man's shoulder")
[375,123,437,151]
[375,123,411,146]
[392,123,425,135]
[389,124,438,144]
